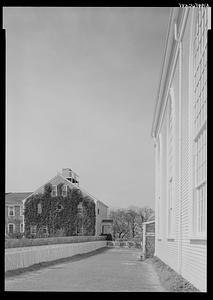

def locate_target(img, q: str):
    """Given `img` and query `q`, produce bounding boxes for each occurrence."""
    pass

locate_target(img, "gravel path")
[5,248,165,292]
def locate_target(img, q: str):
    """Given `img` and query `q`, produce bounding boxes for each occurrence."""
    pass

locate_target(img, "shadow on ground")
[5,247,110,278]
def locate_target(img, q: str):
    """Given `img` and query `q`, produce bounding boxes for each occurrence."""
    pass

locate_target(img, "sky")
[4,7,170,210]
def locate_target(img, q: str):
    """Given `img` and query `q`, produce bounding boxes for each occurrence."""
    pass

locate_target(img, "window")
[76,218,83,235]
[37,203,42,214]
[30,225,37,235]
[8,206,15,217]
[20,205,24,216]
[51,185,57,197]
[77,202,83,216]
[42,226,48,235]
[157,134,163,238]
[102,225,111,234]
[62,185,67,197]
[20,223,24,233]
[167,94,175,237]
[8,223,15,234]
[155,137,161,237]
[168,178,173,236]
[192,7,208,236]
[76,203,83,235]
[43,227,47,234]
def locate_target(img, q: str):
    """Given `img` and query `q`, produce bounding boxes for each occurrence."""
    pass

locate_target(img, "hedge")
[5,235,106,249]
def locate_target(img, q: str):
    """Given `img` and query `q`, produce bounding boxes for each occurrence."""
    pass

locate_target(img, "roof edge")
[151,7,178,138]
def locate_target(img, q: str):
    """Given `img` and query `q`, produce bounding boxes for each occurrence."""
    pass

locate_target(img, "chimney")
[62,168,79,186]
[62,168,72,181]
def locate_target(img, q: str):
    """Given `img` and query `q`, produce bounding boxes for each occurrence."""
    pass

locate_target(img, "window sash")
[168,178,173,236]
[195,182,207,234]
[42,226,48,234]
[77,203,83,215]
[51,185,57,197]
[167,95,174,237]
[20,205,24,216]
[192,7,208,236]
[62,185,67,197]
[8,223,15,233]
[8,206,15,217]
[30,225,37,234]
[20,223,24,233]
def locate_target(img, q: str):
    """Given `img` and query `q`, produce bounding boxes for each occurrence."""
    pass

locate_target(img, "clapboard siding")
[154,8,207,292]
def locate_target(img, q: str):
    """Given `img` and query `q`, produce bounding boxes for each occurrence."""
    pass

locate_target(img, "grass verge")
[145,256,200,292]
[5,247,109,278]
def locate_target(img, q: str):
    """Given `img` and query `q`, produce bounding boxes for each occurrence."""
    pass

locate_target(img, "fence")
[5,240,107,272]
[142,220,155,259]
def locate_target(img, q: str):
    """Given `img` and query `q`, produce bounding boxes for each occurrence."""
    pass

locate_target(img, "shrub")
[100,233,113,241]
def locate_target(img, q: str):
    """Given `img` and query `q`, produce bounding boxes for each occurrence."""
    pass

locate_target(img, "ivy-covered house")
[22,168,111,238]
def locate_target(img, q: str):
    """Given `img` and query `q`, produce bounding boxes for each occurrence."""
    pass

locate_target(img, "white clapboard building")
[151,7,210,292]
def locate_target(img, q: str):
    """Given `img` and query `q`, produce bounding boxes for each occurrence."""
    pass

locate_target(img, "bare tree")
[109,209,130,240]
[110,206,154,240]
[126,209,138,239]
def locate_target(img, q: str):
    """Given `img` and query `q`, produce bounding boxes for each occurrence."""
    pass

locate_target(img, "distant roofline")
[5,192,34,205]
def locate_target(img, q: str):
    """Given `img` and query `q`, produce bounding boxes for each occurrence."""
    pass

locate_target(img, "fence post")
[141,223,146,260]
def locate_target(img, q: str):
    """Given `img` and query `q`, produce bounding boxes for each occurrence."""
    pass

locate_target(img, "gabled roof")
[5,192,33,205]
[25,173,108,208]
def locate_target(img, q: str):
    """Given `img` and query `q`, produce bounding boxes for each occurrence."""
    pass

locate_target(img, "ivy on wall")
[24,184,96,238]
[82,196,96,236]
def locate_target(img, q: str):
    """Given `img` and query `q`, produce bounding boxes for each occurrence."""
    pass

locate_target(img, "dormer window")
[62,185,67,197]
[51,185,57,197]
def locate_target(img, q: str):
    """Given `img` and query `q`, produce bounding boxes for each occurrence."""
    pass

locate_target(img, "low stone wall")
[5,241,107,272]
